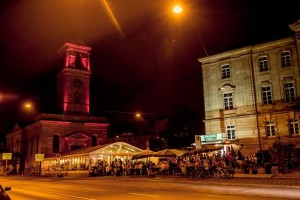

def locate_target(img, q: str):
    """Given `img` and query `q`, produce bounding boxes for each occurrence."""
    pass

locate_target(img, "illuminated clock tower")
[57,42,92,114]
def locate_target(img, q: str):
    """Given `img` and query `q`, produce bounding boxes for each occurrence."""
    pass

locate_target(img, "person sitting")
[159,162,170,175]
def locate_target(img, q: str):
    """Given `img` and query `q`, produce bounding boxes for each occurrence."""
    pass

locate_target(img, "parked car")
[0,184,11,200]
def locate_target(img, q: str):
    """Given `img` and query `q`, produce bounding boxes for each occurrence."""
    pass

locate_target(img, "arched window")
[219,84,235,110]
[91,135,97,147]
[259,56,269,72]
[52,135,60,153]
[281,51,291,67]
[221,64,230,79]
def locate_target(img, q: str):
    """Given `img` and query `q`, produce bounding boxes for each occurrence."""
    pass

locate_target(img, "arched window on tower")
[75,54,84,69]
[52,135,60,153]
[91,135,97,147]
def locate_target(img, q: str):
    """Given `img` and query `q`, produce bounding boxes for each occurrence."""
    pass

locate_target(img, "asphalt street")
[1,175,300,200]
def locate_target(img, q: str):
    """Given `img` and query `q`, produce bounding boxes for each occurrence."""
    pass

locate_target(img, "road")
[1,176,300,200]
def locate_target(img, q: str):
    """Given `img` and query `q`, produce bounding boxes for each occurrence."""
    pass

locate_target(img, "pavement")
[3,173,300,200]
[234,169,300,179]
[3,170,300,189]
[3,170,300,200]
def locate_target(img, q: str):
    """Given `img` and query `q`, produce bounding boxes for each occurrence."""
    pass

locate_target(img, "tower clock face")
[73,79,83,88]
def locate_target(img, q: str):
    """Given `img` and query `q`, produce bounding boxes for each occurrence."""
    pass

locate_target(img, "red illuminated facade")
[6,43,109,173]
[57,43,91,114]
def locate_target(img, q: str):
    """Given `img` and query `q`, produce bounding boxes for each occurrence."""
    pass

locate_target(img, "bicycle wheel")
[224,170,230,179]
[189,170,197,178]
[201,169,209,179]
[226,169,234,179]
[215,170,222,178]
[198,170,205,179]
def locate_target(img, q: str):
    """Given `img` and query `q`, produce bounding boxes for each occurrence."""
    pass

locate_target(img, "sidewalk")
[4,170,300,180]
[234,170,300,179]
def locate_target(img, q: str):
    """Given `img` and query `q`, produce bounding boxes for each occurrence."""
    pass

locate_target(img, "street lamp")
[21,100,35,114]
[170,3,208,56]
[172,5,183,14]
[135,112,146,121]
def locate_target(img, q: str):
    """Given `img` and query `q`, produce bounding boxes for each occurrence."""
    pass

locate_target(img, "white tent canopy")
[41,142,143,172]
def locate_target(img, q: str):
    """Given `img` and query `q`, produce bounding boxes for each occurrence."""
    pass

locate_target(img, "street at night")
[1,176,300,200]
[1,2,300,200]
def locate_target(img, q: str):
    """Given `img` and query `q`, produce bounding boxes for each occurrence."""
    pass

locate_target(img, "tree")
[163,104,202,148]
[269,141,295,173]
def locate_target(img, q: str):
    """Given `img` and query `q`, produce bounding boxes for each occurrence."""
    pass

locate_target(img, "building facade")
[198,20,300,155]
[6,43,109,173]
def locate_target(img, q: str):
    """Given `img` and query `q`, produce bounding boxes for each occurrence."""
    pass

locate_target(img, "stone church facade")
[198,20,300,155]
[6,43,109,172]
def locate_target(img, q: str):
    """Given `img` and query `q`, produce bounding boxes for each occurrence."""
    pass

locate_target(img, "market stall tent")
[41,142,143,175]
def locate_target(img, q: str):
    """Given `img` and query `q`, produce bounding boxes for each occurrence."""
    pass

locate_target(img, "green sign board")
[201,133,223,142]
[2,153,12,160]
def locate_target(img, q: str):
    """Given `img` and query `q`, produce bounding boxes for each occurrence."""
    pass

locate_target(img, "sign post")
[35,154,44,176]
[2,153,12,176]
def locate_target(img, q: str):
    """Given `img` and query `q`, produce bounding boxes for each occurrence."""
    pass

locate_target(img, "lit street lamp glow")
[171,3,208,56]
[172,5,183,14]
[22,101,34,112]
[25,103,32,109]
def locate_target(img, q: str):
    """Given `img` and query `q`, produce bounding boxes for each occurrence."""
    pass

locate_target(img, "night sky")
[1,0,300,133]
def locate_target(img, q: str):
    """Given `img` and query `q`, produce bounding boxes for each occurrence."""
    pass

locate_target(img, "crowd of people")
[41,148,288,178]
[88,151,263,177]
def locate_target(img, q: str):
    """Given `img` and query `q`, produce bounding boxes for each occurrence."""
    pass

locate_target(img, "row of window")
[221,51,292,79]
[222,82,296,110]
[259,51,292,72]
[265,119,299,136]
[226,119,299,140]
[260,82,296,105]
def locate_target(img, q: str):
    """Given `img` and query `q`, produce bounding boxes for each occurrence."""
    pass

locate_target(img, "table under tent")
[41,142,143,177]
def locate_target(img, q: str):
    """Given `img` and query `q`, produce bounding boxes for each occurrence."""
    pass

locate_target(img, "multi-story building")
[198,19,300,155]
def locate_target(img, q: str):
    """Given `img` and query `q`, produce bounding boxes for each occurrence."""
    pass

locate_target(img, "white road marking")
[84,187,106,191]
[129,192,159,198]
[40,190,97,200]
[10,187,97,200]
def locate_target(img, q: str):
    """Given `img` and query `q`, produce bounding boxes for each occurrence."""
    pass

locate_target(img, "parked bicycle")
[214,167,235,179]
[188,166,212,179]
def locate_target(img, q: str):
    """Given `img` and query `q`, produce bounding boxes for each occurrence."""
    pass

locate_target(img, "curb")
[233,173,273,178]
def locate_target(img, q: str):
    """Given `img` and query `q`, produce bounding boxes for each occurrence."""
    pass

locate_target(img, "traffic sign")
[35,154,44,161]
[2,153,12,160]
